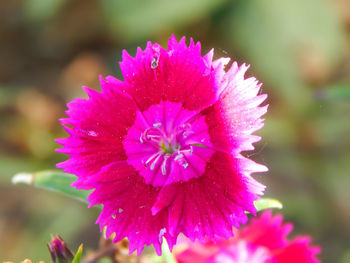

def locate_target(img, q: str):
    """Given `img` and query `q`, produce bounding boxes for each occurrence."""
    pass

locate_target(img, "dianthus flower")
[56,35,268,255]
[176,210,321,263]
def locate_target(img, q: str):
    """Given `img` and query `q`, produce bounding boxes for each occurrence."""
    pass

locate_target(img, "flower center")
[123,101,214,187]
[139,122,194,175]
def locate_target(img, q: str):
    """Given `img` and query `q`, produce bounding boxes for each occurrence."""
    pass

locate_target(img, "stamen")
[179,123,191,130]
[142,127,163,143]
[161,154,171,175]
[150,153,162,171]
[174,153,184,161]
[175,123,193,141]
[145,133,161,140]
[174,152,189,169]
[139,119,198,175]
[144,152,162,167]
[181,145,193,155]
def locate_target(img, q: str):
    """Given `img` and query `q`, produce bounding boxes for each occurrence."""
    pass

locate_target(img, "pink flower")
[176,210,321,263]
[56,35,267,255]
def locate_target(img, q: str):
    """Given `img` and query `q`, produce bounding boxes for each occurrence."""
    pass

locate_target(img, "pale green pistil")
[160,140,175,154]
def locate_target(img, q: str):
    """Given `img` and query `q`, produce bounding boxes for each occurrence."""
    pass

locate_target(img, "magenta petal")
[123,101,215,187]
[152,152,262,243]
[56,35,268,255]
[240,210,293,250]
[119,35,221,112]
[56,79,137,188]
[273,237,321,263]
[202,63,268,155]
[175,211,321,263]
[88,162,170,256]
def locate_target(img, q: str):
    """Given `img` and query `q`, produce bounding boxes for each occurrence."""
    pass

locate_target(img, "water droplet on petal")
[77,129,98,137]
[88,131,98,136]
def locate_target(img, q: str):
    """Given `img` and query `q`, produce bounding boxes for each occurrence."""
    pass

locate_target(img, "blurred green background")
[0,0,350,262]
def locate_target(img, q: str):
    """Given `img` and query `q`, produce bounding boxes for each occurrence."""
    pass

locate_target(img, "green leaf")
[324,83,350,100]
[227,0,346,111]
[24,0,66,22]
[190,143,209,148]
[12,170,90,204]
[72,244,84,263]
[101,0,228,42]
[254,198,283,212]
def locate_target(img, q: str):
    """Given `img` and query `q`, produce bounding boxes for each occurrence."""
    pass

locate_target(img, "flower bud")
[47,235,74,263]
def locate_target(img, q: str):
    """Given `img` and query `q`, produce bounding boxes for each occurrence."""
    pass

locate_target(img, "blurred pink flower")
[56,35,267,255]
[176,210,321,263]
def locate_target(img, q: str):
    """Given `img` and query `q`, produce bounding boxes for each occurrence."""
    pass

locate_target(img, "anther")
[153,122,162,128]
